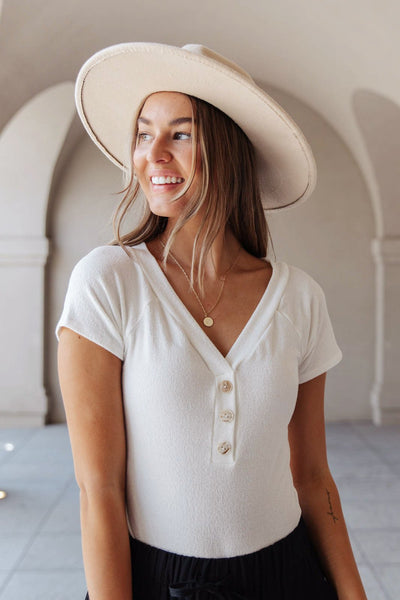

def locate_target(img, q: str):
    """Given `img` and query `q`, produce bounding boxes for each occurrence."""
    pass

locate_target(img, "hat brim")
[75,42,317,212]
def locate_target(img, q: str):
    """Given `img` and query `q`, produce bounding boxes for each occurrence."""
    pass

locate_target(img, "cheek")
[132,149,140,169]
[132,150,146,181]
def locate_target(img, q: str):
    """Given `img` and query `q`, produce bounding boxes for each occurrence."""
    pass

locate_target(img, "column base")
[0,412,45,428]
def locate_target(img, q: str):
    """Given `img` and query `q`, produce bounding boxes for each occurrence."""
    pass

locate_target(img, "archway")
[353,90,400,424]
[0,82,75,426]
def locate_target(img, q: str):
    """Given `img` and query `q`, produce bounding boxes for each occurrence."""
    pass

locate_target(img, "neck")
[160,221,240,281]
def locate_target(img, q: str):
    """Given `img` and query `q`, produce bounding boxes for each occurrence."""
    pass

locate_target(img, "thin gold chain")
[159,240,241,327]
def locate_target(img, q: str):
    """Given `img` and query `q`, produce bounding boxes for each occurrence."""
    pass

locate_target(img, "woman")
[57,43,367,599]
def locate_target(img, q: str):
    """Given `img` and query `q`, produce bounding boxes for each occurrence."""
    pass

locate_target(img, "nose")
[146,137,171,163]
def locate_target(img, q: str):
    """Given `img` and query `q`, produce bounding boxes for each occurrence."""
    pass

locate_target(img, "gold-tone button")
[221,380,233,393]
[217,441,232,455]
[219,409,234,423]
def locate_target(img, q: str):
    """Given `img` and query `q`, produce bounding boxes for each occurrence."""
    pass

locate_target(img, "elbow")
[78,481,126,525]
[76,472,125,505]
[292,466,336,495]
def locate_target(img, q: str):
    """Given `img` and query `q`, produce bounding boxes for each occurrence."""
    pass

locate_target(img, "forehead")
[138,92,192,120]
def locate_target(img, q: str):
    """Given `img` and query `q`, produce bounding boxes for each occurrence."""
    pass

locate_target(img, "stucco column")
[0,237,49,426]
[0,82,75,427]
[371,237,400,424]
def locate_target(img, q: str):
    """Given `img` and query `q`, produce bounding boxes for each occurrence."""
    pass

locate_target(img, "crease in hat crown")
[181,44,254,82]
[75,41,317,212]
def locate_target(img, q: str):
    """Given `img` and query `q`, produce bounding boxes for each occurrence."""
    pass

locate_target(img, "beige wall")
[266,89,374,420]
[45,92,374,423]
[1,0,398,425]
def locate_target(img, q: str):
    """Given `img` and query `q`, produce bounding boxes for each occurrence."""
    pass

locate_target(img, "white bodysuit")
[56,243,342,558]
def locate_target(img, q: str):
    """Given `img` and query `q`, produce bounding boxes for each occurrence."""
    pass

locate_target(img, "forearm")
[80,487,132,600]
[296,474,367,600]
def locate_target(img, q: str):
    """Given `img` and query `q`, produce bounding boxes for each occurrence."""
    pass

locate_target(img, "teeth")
[151,176,183,185]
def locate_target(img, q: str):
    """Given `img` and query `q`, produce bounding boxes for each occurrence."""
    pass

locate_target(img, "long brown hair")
[111,94,273,289]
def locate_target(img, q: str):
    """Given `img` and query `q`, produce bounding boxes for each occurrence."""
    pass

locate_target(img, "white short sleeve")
[298,281,342,384]
[56,248,125,360]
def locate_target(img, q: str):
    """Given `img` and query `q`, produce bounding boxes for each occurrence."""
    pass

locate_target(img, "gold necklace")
[159,241,241,328]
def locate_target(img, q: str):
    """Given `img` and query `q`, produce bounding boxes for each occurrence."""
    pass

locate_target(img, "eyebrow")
[137,117,193,126]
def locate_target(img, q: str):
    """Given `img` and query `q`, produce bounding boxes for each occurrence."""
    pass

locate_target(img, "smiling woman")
[114,89,268,297]
[56,42,366,600]
[132,92,199,220]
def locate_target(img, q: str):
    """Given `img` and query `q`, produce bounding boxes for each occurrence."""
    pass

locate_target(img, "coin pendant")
[203,316,214,327]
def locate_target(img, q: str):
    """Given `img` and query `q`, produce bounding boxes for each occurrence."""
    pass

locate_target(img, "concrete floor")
[0,423,399,599]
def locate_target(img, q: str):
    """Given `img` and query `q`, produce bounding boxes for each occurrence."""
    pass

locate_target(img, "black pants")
[85,518,338,599]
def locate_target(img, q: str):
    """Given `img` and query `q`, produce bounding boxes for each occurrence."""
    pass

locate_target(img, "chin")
[147,198,189,219]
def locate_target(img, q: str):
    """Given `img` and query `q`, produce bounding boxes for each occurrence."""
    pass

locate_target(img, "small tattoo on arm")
[326,488,339,524]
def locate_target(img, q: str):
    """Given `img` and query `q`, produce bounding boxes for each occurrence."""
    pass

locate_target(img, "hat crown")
[181,44,254,83]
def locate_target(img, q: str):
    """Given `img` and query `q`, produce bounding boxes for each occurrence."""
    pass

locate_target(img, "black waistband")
[130,517,312,598]
[85,518,338,599]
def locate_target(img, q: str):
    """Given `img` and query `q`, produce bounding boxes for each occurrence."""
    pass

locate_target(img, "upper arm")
[58,327,126,494]
[288,372,331,487]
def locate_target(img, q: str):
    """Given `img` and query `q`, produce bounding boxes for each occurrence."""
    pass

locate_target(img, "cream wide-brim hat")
[75,42,317,212]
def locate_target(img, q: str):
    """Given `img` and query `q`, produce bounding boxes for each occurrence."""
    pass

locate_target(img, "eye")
[174,132,191,141]
[137,132,152,143]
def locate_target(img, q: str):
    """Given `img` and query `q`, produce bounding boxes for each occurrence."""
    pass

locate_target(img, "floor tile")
[328,446,386,479]
[375,564,400,600]
[335,468,400,500]
[387,463,400,479]
[0,570,86,600]
[352,424,400,464]
[18,534,83,570]
[0,429,36,445]
[0,483,61,534]
[0,534,32,571]
[358,565,390,600]
[10,426,72,466]
[0,462,73,486]
[0,429,36,464]
[341,499,400,529]
[348,529,367,565]
[351,529,400,564]
[41,481,80,533]
[0,572,10,590]
[326,422,367,450]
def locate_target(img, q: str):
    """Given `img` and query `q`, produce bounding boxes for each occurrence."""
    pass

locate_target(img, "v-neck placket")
[133,242,289,464]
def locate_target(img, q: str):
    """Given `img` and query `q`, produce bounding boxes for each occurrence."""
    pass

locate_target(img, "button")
[217,441,232,455]
[220,380,233,393]
[219,409,234,423]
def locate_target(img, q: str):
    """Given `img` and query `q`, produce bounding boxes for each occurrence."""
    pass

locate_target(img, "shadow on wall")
[353,90,400,236]
[353,90,400,425]
[262,84,375,423]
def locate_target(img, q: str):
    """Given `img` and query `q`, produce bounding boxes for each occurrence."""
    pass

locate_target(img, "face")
[133,92,201,219]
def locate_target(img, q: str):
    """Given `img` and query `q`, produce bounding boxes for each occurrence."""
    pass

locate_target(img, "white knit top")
[56,243,342,558]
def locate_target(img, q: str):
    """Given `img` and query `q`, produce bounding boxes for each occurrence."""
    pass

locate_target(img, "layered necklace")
[159,240,241,328]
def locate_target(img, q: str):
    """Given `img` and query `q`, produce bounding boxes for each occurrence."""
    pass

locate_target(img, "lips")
[151,176,184,185]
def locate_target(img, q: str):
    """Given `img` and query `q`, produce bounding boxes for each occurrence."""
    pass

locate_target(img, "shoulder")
[66,245,152,308]
[70,244,145,283]
[276,262,328,328]
[278,262,325,302]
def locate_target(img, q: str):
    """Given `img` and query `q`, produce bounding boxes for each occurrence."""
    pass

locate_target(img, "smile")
[151,176,184,185]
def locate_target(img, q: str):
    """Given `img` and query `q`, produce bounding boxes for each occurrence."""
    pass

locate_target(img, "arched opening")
[353,90,400,424]
[0,82,75,426]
